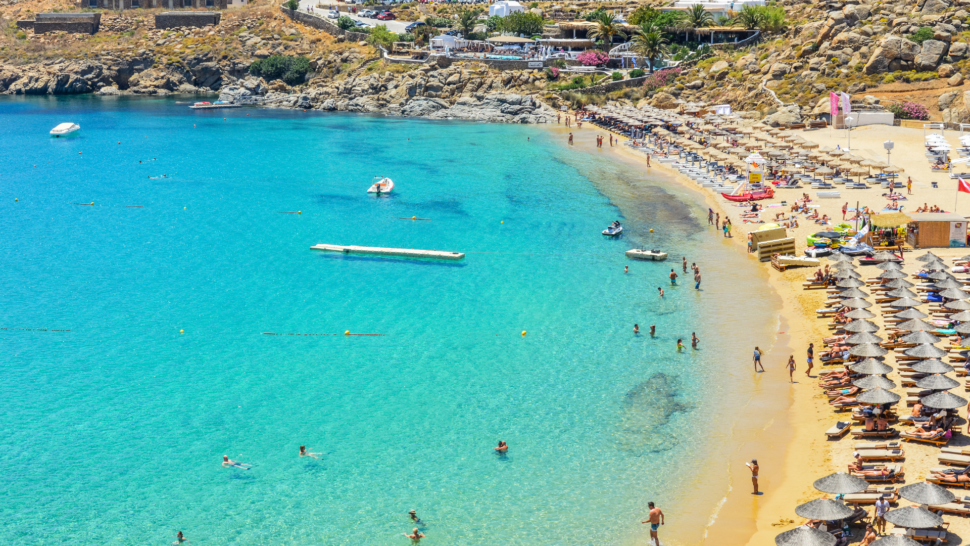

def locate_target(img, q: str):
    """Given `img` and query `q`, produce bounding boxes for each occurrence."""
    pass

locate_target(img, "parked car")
[443,29,459,36]
[404,21,425,32]
[326,9,339,18]
[360,9,377,17]
[355,20,373,28]
[376,10,395,19]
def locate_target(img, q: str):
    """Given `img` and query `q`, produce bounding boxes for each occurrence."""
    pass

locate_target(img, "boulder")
[922,0,951,14]
[951,72,965,85]
[401,97,449,117]
[939,63,957,77]
[832,32,866,48]
[769,62,791,79]
[763,105,802,127]
[96,85,121,95]
[864,36,921,74]
[940,90,960,109]
[843,4,871,23]
[651,91,677,109]
[950,41,968,57]
[710,60,730,73]
[916,39,948,70]
[686,80,703,89]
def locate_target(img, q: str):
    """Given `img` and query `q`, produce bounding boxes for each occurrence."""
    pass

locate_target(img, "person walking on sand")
[568,133,573,145]
[907,176,912,195]
[694,269,701,290]
[753,347,764,372]
[715,213,720,230]
[874,497,889,535]
[842,202,848,220]
[641,502,665,546]
[806,343,814,377]
[669,269,678,285]
[787,355,796,383]
[746,459,759,494]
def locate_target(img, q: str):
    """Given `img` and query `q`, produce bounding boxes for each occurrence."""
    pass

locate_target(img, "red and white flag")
[960,178,970,194]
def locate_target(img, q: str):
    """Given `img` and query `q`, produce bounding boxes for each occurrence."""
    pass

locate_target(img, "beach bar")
[905,213,968,248]
[868,212,911,248]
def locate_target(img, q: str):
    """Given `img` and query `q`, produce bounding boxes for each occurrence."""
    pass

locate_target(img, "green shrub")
[909,26,934,45]
[284,0,299,10]
[629,68,645,78]
[611,71,623,81]
[249,55,311,86]
[551,58,567,69]
[883,74,896,83]
[336,15,356,30]
[15,30,26,40]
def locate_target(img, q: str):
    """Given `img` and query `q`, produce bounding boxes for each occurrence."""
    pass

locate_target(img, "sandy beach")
[557,117,970,545]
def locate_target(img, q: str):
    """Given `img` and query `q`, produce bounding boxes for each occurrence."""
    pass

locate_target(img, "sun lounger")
[856,441,903,450]
[929,502,970,516]
[851,429,899,438]
[928,476,970,489]
[857,449,905,461]
[890,527,948,542]
[827,421,852,438]
[853,464,904,482]
[943,447,970,456]
[940,453,970,465]
[843,490,898,504]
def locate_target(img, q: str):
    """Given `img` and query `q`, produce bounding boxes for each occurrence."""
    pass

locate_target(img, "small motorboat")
[721,187,774,202]
[839,244,875,257]
[804,247,833,258]
[603,221,623,237]
[189,101,241,109]
[626,249,668,261]
[367,177,394,194]
[50,122,80,137]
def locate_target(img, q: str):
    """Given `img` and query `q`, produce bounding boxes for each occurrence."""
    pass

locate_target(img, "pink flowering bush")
[887,101,929,121]
[545,67,560,80]
[642,68,682,92]
[577,50,610,66]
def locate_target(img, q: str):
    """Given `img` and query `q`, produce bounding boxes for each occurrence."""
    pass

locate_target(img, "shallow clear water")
[0,97,776,545]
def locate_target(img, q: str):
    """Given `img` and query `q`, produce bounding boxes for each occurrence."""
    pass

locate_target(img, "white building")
[667,0,764,18]
[489,1,525,17]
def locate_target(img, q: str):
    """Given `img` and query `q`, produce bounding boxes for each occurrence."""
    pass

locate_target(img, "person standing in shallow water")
[753,347,764,372]
[746,459,760,494]
[568,133,573,145]
[495,440,508,453]
[641,501,665,546]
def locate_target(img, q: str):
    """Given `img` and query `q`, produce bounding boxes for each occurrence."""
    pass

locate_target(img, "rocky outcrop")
[916,39,949,71]
[864,36,921,74]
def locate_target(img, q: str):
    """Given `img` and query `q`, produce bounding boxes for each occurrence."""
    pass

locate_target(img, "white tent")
[489,1,525,17]
[431,35,458,49]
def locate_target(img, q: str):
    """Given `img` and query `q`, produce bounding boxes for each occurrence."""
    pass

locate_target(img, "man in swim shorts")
[641,502,664,546]
[669,269,677,284]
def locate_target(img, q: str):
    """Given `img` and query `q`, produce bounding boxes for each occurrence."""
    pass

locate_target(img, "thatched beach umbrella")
[940,288,970,299]
[933,278,965,290]
[842,298,872,309]
[883,506,944,529]
[813,472,869,494]
[871,251,899,261]
[872,536,921,546]
[954,322,970,334]
[835,269,862,279]
[844,320,880,333]
[884,278,915,289]
[927,271,954,281]
[846,308,877,320]
[839,288,870,299]
[850,359,894,375]
[922,390,968,409]
[850,343,889,357]
[887,287,919,299]
[946,300,970,311]
[894,308,928,320]
[911,359,954,374]
[830,253,854,263]
[857,387,901,404]
[880,270,909,280]
[900,482,955,505]
[890,297,923,309]
[832,260,857,270]
[949,310,970,321]
[923,259,949,270]
[903,344,948,359]
[896,318,936,331]
[854,375,896,390]
[837,278,866,288]
[795,499,856,520]
[902,331,941,344]
[916,374,960,391]
[775,526,836,546]
[917,252,942,262]
[846,331,884,344]
[877,261,903,271]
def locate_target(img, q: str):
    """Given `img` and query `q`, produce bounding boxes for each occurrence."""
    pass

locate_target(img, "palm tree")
[684,4,715,43]
[587,11,627,51]
[632,22,670,73]
[732,4,763,30]
[456,8,480,39]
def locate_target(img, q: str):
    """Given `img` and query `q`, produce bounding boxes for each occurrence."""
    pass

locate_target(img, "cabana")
[906,213,968,248]
[868,212,912,248]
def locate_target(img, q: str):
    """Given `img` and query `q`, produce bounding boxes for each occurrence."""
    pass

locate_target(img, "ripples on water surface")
[0,96,776,545]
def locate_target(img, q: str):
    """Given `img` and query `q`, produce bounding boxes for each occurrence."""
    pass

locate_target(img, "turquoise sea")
[0,97,778,545]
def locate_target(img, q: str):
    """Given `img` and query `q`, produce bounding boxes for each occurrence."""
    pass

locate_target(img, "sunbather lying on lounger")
[815,214,830,225]
[853,467,896,479]
[821,350,850,362]
[830,396,858,406]
[931,464,970,479]
[903,427,945,438]
[827,386,860,398]
[822,344,850,355]
[931,471,970,483]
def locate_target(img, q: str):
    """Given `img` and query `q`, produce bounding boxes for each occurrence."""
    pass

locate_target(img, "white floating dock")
[311,244,465,261]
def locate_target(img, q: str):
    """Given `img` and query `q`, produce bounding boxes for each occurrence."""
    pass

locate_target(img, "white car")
[327,9,339,17]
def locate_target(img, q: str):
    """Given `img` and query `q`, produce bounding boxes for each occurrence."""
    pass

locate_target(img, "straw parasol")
[933,278,965,290]
[916,374,960,390]
[844,320,880,333]
[850,343,889,357]
[837,278,866,288]
[883,506,944,529]
[897,319,936,331]
[917,252,942,262]
[902,331,941,344]
[857,387,901,404]
[830,253,854,263]
[940,288,970,299]
[835,269,862,279]
[846,332,883,344]
[884,278,915,289]
[899,482,955,505]
[903,344,948,358]
[949,310,970,321]
[894,308,928,320]
[877,261,903,271]
[841,298,872,309]
[872,537,922,546]
[887,288,919,299]
[922,390,968,409]
[890,297,923,309]
[854,375,896,390]
[813,472,869,494]
[850,359,894,375]
[871,251,899,261]
[880,270,909,280]
[845,308,877,319]
[955,322,970,334]
[832,260,857,270]
[839,288,870,299]
[794,499,856,520]
[927,271,954,281]
[911,359,954,374]
[774,526,836,546]
[946,300,970,310]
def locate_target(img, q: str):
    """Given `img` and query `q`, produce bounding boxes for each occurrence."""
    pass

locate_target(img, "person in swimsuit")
[624,265,628,274]
[753,347,764,372]
[682,257,687,273]
[649,325,656,336]
[787,355,796,383]
[806,343,814,377]
[676,339,685,351]
[641,502,664,546]
[495,440,508,453]
[173,531,189,544]
[408,510,425,525]
[404,528,425,543]
[299,446,322,459]
[861,525,877,546]
[222,455,252,470]
[746,459,759,494]
[691,333,699,349]
[669,269,678,284]
[634,324,640,334]
[658,287,664,299]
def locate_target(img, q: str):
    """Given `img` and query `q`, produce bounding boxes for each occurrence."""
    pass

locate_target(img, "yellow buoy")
[14,198,18,201]
[298,211,302,214]
[180,329,184,334]
[501,221,504,224]
[521,330,527,336]
[184,207,187,209]
[412,216,416,220]
[650,228,654,233]
[90,202,94,205]
[345,330,350,335]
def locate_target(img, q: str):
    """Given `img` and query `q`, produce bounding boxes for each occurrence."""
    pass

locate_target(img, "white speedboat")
[50,122,80,137]
[367,177,394,194]
[625,249,668,261]
[602,223,623,237]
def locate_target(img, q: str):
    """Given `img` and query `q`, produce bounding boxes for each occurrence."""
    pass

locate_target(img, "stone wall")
[280,8,369,42]
[580,75,649,94]
[155,11,222,29]
[18,13,101,34]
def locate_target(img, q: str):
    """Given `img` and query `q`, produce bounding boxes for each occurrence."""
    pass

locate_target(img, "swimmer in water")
[677,339,685,351]
[650,325,656,336]
[408,510,424,525]
[634,324,639,334]
[495,440,508,453]
[404,528,425,543]
[669,269,678,284]
[299,445,322,459]
[173,531,189,544]
[658,287,664,298]
[222,455,253,470]
[624,265,629,274]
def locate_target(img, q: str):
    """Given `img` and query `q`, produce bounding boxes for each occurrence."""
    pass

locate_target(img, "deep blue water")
[0,96,776,545]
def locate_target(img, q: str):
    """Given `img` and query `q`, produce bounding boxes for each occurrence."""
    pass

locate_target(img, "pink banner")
[830,92,839,117]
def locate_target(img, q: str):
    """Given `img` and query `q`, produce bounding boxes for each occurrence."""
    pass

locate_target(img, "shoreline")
[545,120,803,546]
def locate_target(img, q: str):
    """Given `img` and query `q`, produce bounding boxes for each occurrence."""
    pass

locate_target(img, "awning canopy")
[869,212,913,228]
[909,213,968,223]
[487,35,537,43]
